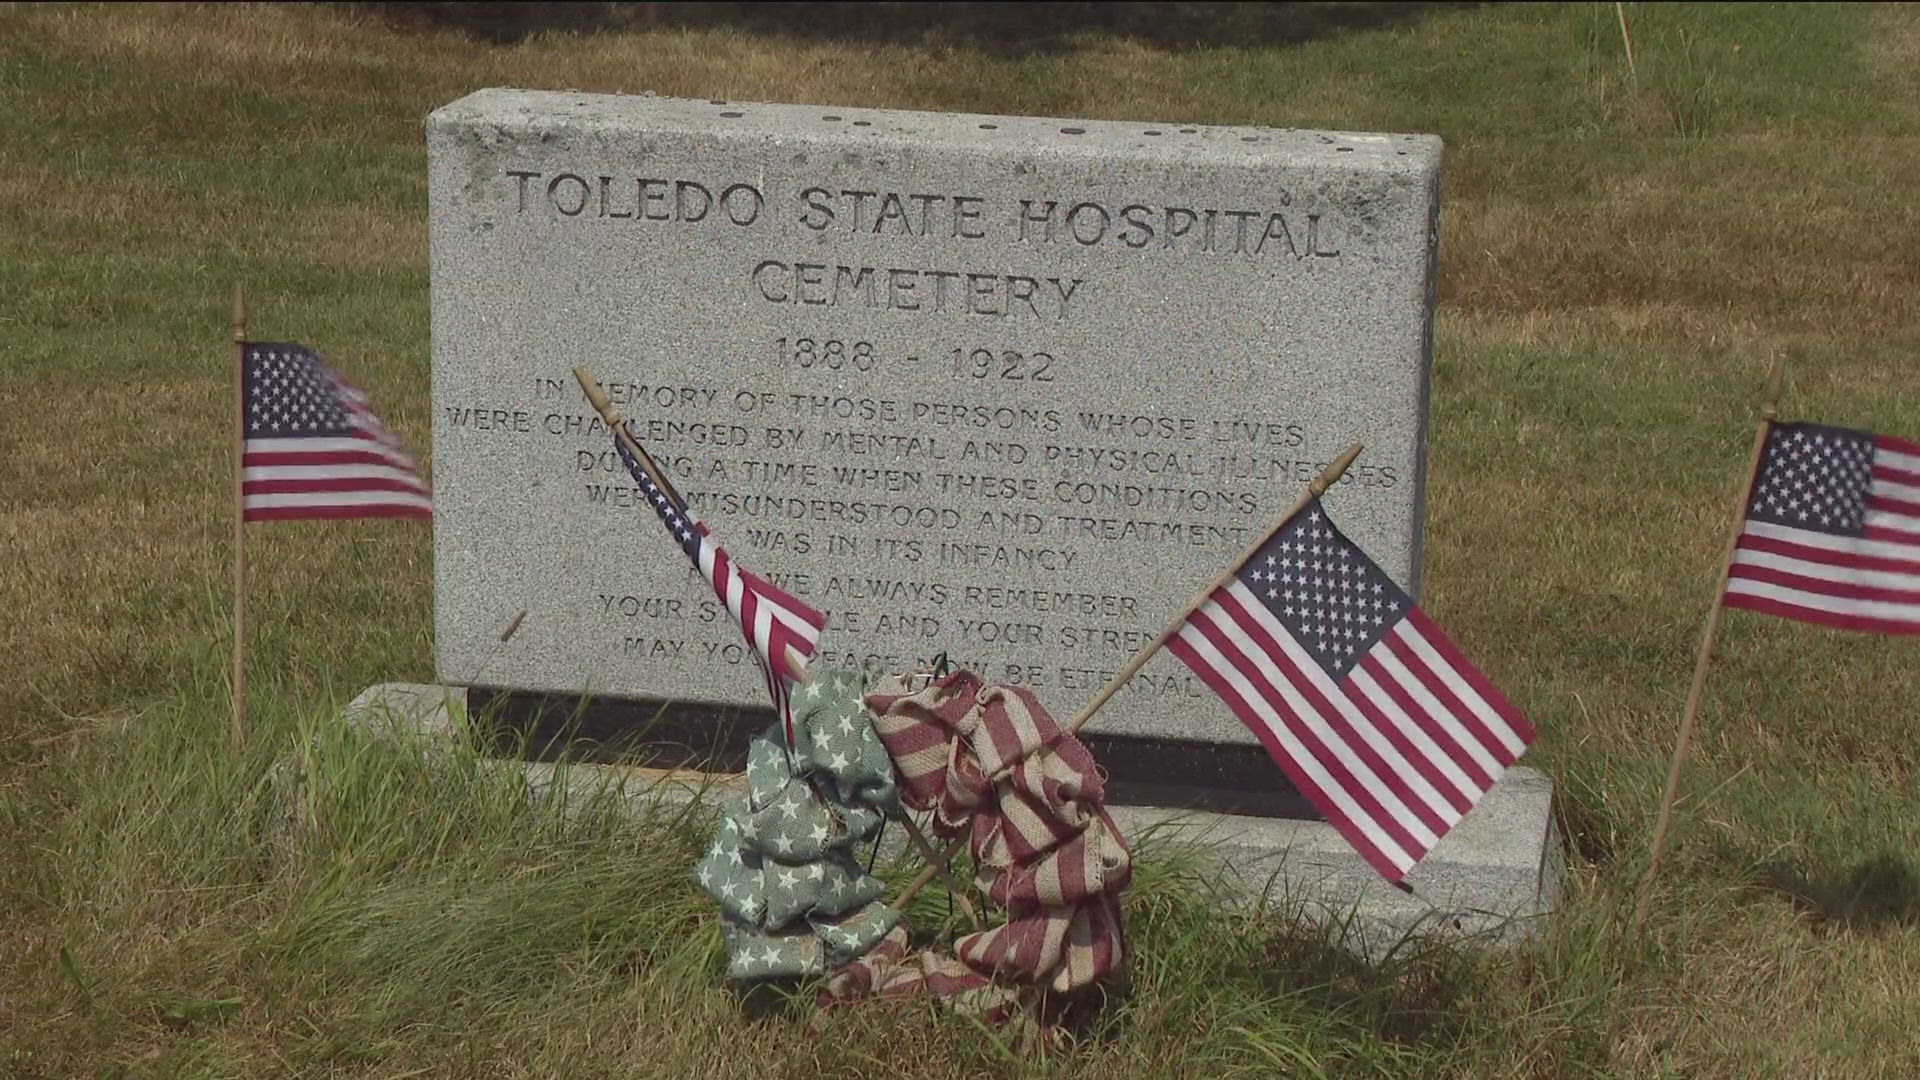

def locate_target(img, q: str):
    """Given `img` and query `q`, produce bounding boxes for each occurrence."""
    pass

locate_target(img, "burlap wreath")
[824,670,1133,1015]
[695,666,1132,1020]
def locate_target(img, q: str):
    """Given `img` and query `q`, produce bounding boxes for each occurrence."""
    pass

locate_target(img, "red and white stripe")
[241,372,430,521]
[686,519,826,743]
[1725,435,1920,635]
[1167,579,1534,881]
[852,672,1130,1002]
[693,528,824,684]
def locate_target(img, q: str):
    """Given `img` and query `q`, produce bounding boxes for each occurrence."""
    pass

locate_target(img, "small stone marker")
[427,89,1443,810]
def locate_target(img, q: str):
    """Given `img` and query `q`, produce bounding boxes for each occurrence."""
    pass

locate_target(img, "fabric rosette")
[696,667,902,978]
[826,670,1132,1011]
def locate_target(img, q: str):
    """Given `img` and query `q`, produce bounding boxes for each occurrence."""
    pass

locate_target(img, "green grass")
[3,2,1920,1075]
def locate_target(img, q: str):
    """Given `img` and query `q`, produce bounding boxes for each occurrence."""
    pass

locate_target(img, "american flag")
[1165,500,1535,881]
[1724,421,1920,634]
[611,432,827,742]
[241,343,430,521]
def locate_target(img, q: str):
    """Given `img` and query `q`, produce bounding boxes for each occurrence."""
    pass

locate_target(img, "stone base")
[342,683,1561,956]
[1104,773,1561,954]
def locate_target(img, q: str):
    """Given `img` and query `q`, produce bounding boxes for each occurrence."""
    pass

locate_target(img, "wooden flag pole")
[898,815,982,928]
[230,283,249,749]
[894,836,968,910]
[573,364,970,910]
[1063,443,1365,737]
[1632,358,1786,928]
[572,368,682,510]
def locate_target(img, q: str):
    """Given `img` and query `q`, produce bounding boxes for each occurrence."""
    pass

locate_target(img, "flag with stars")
[241,343,430,520]
[612,432,827,743]
[1165,499,1535,881]
[1724,421,1920,634]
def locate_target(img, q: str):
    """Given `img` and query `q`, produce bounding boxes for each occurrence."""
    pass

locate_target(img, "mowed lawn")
[3,3,1919,1076]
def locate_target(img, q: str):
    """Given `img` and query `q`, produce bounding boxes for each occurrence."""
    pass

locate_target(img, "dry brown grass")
[4,3,1920,1076]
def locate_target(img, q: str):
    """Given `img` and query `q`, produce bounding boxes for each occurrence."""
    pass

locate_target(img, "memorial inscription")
[429,89,1441,771]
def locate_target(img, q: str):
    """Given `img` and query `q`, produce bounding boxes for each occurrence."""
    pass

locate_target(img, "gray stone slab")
[427,90,1441,749]
[1110,770,1561,954]
[341,681,464,738]
[341,683,1559,955]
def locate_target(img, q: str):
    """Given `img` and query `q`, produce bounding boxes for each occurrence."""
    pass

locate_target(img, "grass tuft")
[5,2,1920,1074]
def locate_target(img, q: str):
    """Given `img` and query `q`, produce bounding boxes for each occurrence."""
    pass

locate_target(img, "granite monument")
[361,88,1559,940]
[427,90,1444,809]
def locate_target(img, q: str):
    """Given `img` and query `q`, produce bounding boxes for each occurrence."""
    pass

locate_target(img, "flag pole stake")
[1632,358,1786,928]
[230,283,248,749]
[894,836,968,910]
[574,364,970,902]
[897,814,983,929]
[1063,443,1364,737]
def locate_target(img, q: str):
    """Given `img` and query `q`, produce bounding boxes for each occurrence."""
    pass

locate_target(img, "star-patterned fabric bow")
[697,667,903,979]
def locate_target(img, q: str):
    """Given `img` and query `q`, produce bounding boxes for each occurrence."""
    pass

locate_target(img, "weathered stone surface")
[427,88,1440,748]
[343,683,1558,954]
[1108,768,1562,955]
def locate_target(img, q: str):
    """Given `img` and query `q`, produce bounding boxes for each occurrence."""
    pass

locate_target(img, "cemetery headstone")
[427,89,1442,814]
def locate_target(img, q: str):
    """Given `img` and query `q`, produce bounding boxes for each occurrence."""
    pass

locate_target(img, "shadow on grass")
[358,1,1471,54]
[1247,921,1472,1048]
[1756,852,1920,932]
[1552,778,1620,868]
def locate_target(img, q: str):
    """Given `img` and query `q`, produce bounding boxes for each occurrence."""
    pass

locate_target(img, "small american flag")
[241,343,430,521]
[1724,421,1920,634]
[1165,499,1535,881]
[611,433,827,742]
